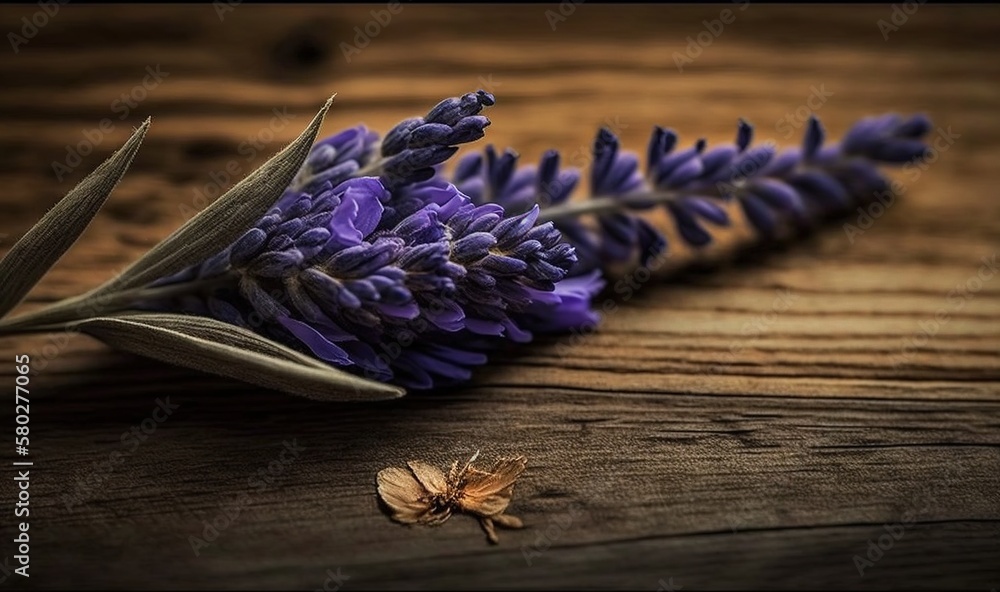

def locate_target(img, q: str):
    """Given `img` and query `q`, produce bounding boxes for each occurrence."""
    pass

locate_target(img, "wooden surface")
[1,4,999,590]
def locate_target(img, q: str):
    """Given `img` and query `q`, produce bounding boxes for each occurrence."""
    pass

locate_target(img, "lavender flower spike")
[144,173,581,389]
[147,95,932,393]
[454,112,934,276]
[0,91,936,399]
[291,90,495,196]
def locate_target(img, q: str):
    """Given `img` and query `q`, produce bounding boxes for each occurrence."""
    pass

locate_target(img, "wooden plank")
[0,4,997,590]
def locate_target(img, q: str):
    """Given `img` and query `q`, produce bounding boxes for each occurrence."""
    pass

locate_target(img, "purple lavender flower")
[513,269,605,334]
[289,125,379,194]
[454,112,933,274]
[0,90,936,400]
[143,92,933,392]
[290,91,495,198]
[453,147,603,274]
[146,174,584,389]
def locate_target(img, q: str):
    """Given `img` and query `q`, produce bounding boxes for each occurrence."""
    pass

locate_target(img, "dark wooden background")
[0,4,998,590]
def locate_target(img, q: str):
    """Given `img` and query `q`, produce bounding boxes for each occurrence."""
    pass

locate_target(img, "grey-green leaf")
[86,96,335,299]
[72,313,405,402]
[0,120,150,320]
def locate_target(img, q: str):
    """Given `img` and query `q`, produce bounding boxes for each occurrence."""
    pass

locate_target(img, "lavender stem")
[536,191,685,223]
[0,274,237,335]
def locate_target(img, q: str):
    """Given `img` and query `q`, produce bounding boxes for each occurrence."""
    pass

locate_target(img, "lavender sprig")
[141,97,934,390]
[451,112,932,275]
[0,90,934,398]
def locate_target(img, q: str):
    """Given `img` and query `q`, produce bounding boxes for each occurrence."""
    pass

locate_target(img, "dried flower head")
[376,451,527,544]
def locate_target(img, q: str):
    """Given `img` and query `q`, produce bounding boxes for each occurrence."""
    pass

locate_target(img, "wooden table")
[0,4,997,590]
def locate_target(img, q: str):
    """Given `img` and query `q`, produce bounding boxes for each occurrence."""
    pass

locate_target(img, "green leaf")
[0,120,150,320]
[86,95,335,298]
[72,313,405,402]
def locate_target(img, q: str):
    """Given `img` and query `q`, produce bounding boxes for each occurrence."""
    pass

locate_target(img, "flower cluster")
[147,91,932,390]
[146,92,609,388]
[291,90,496,195]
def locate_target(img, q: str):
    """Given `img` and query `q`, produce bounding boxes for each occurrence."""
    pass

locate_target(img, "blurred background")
[1,4,998,590]
[0,3,993,231]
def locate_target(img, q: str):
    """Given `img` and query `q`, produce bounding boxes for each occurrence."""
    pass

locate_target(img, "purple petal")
[339,341,393,382]
[750,178,805,214]
[682,197,730,226]
[377,301,420,320]
[656,146,701,186]
[424,299,466,332]
[668,202,713,247]
[896,113,932,139]
[789,171,850,209]
[735,120,753,151]
[802,116,825,159]
[502,319,533,343]
[464,317,505,336]
[278,317,352,365]
[699,145,738,177]
[741,194,778,236]
[229,228,267,266]
[761,147,801,177]
[340,178,387,237]
[665,157,705,187]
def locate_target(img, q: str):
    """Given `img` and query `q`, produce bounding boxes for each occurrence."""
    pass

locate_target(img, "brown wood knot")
[182,138,239,161]
[271,23,336,70]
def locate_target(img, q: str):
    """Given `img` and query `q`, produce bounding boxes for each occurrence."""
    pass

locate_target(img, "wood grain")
[0,4,998,590]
